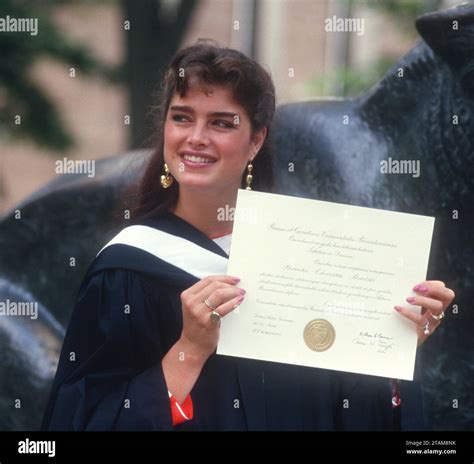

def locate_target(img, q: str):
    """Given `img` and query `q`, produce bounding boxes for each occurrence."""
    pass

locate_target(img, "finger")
[190,275,240,295]
[405,295,444,315]
[192,280,241,308]
[215,294,245,318]
[186,275,240,296]
[394,305,426,326]
[394,305,441,333]
[209,286,245,309]
[411,286,455,310]
[412,280,445,293]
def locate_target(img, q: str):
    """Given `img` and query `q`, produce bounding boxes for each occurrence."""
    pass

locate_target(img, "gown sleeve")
[41,269,174,431]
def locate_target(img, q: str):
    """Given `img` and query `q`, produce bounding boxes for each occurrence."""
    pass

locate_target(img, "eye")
[172,114,190,122]
[214,120,235,129]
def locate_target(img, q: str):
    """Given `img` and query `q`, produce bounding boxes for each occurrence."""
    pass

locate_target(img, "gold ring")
[430,311,445,321]
[210,310,222,324]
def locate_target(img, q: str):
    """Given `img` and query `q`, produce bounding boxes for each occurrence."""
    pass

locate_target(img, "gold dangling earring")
[245,161,253,190]
[160,163,174,189]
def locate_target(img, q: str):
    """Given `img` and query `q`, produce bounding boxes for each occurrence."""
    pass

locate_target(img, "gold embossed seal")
[303,319,336,352]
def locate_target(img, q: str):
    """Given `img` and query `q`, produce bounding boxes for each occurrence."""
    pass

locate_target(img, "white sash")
[97,225,229,279]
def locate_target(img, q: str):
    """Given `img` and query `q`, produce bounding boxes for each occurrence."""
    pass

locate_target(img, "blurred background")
[0,0,459,214]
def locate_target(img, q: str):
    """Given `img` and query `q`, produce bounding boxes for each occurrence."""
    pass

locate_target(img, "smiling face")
[163,81,266,195]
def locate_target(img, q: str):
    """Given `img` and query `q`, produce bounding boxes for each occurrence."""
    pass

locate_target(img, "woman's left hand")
[394,280,455,346]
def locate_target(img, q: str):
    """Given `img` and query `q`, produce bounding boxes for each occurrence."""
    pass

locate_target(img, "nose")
[187,121,210,147]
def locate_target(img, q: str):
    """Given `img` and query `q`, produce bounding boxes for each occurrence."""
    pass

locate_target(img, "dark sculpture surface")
[0,4,472,430]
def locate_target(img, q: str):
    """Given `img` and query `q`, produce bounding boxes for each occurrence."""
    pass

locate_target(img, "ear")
[416,3,474,95]
[251,127,268,157]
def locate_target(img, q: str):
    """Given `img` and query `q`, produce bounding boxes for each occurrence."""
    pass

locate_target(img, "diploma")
[219,190,435,380]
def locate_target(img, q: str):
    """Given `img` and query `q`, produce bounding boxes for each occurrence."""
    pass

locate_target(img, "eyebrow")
[169,105,238,119]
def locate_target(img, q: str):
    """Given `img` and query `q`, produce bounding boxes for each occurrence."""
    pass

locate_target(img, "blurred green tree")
[0,0,120,151]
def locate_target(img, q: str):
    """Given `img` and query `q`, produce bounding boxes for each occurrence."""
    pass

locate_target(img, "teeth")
[183,154,216,164]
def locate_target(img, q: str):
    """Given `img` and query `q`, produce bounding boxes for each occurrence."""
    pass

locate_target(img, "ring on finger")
[210,310,222,325]
[430,311,445,321]
[204,298,217,311]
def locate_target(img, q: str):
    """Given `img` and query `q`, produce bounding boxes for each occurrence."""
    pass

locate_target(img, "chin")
[175,175,217,191]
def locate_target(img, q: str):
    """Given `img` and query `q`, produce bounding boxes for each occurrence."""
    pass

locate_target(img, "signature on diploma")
[352,330,396,354]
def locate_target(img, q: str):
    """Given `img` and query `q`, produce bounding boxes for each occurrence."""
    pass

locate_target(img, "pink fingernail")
[231,277,241,282]
[413,285,428,293]
[239,288,246,295]
[406,296,416,304]
[394,306,403,312]
[237,295,244,304]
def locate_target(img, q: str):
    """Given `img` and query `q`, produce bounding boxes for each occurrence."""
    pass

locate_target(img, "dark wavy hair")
[128,39,276,222]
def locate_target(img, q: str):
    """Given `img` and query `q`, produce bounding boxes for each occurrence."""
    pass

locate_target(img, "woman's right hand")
[179,275,245,360]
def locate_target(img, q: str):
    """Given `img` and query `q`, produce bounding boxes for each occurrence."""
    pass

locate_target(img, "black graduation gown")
[41,211,426,431]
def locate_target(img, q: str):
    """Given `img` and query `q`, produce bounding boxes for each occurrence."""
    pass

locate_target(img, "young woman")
[41,40,455,431]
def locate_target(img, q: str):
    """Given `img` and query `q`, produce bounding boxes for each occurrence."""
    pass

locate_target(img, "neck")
[172,186,237,238]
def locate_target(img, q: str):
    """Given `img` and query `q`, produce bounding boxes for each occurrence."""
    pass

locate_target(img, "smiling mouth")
[180,153,217,164]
